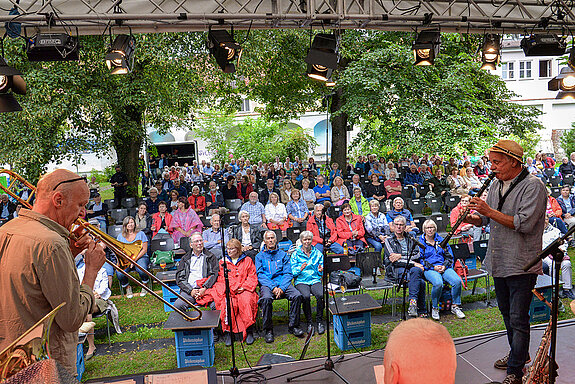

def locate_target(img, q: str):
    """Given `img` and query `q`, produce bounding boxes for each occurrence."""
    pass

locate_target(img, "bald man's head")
[383,318,456,384]
[34,169,89,229]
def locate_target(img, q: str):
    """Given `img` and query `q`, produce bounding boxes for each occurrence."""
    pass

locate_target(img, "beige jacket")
[0,209,95,374]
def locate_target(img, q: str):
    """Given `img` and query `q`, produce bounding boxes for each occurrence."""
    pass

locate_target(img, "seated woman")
[461,167,482,195]
[328,162,342,186]
[335,202,367,254]
[384,161,398,180]
[459,160,471,177]
[237,175,254,203]
[188,185,206,217]
[287,189,309,228]
[446,167,469,197]
[542,214,574,299]
[280,178,294,204]
[190,167,204,182]
[170,197,203,246]
[116,216,150,298]
[151,200,173,238]
[306,203,342,253]
[365,173,386,202]
[474,160,488,179]
[350,187,369,216]
[364,199,389,253]
[330,176,350,206]
[232,210,263,259]
[419,219,465,321]
[368,162,384,178]
[168,189,180,212]
[384,170,402,199]
[547,188,568,234]
[212,239,259,346]
[134,202,152,240]
[300,178,317,210]
[449,195,482,241]
[265,192,290,230]
[291,231,325,334]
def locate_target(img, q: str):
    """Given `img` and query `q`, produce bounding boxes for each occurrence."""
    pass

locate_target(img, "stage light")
[412,30,441,66]
[521,34,566,56]
[556,91,575,99]
[480,34,501,71]
[325,77,336,87]
[105,35,136,75]
[305,33,338,82]
[0,57,26,112]
[26,33,79,62]
[207,29,241,73]
[548,66,575,92]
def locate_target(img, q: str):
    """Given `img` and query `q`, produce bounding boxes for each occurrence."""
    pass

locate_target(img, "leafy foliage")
[560,123,575,156]
[193,112,317,164]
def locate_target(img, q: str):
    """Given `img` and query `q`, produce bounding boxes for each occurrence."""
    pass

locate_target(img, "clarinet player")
[464,139,546,384]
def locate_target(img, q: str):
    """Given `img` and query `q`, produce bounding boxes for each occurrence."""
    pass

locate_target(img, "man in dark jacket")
[256,231,304,343]
[259,179,280,205]
[205,180,225,215]
[109,165,128,207]
[383,216,426,317]
[174,233,219,311]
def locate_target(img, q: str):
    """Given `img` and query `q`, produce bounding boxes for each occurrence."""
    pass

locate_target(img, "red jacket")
[306,214,338,245]
[237,183,254,201]
[151,212,173,238]
[335,214,366,245]
[188,194,206,213]
[212,255,259,338]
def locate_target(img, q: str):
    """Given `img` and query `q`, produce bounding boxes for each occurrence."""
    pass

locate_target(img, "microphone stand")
[522,224,575,384]
[287,209,350,383]
[216,224,270,383]
[395,232,420,321]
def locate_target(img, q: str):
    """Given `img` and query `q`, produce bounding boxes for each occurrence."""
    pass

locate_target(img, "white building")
[495,38,575,154]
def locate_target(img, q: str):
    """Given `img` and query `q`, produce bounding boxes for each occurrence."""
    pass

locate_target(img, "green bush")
[560,124,575,157]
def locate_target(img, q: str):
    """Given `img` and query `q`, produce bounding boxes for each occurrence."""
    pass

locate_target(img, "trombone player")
[0,169,106,375]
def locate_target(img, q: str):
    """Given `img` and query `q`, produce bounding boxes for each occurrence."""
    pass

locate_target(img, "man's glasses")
[52,177,87,191]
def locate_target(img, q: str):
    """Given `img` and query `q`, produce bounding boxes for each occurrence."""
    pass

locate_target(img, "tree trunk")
[330,85,349,177]
[111,105,144,198]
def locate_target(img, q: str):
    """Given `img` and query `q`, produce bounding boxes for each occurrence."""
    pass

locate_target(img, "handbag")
[330,270,362,289]
[453,259,469,289]
[152,250,174,265]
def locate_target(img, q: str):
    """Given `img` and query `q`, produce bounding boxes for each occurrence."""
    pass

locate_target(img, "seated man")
[386,197,419,235]
[424,168,450,201]
[403,164,423,196]
[557,185,575,228]
[382,318,456,384]
[174,233,219,311]
[313,175,331,205]
[383,216,426,317]
[0,194,16,226]
[542,214,574,299]
[205,180,225,215]
[86,193,108,232]
[256,231,304,343]
[202,214,229,259]
[347,174,365,197]
[240,191,267,229]
[259,179,280,205]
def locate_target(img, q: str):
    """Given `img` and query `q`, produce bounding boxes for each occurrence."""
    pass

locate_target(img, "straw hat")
[488,139,524,163]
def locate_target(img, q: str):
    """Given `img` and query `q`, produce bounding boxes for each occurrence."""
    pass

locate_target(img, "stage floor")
[219,319,575,383]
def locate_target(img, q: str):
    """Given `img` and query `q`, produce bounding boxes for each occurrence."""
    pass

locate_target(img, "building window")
[239,99,251,112]
[519,61,532,79]
[539,60,552,78]
[502,62,514,79]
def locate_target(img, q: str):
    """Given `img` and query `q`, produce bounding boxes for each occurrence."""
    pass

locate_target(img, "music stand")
[287,252,351,383]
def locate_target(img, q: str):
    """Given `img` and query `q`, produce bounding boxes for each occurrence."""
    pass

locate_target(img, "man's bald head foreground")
[34,169,89,230]
[383,318,456,384]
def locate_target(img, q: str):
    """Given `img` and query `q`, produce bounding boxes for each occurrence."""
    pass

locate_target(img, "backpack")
[152,250,174,265]
[453,259,469,289]
[330,270,362,289]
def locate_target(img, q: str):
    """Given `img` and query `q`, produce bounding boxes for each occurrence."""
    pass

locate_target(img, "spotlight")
[556,91,575,99]
[412,30,441,66]
[325,77,336,87]
[105,35,136,75]
[480,34,501,71]
[305,33,338,82]
[207,29,241,73]
[548,66,575,92]
[0,57,26,112]
[26,33,79,62]
[521,34,566,56]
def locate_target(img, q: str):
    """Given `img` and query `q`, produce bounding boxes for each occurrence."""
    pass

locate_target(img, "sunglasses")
[52,176,87,191]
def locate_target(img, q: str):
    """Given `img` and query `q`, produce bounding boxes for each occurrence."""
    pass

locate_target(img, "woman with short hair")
[419,219,465,321]
[300,178,316,210]
[291,231,325,334]
[150,200,173,238]
[364,199,389,253]
[335,202,367,253]
[231,210,263,259]
[265,192,290,230]
[330,176,350,205]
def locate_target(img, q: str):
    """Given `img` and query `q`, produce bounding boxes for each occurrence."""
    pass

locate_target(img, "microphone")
[405,232,425,248]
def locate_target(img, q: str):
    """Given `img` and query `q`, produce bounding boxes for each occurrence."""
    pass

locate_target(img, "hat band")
[493,145,522,160]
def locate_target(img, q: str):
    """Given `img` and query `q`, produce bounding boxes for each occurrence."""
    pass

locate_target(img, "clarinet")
[438,172,496,250]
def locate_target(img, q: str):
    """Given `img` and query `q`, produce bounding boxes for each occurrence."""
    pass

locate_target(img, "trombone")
[0,169,202,322]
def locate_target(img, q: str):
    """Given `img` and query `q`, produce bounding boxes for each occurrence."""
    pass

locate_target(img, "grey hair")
[299,230,314,241]
[263,230,277,240]
[393,197,404,205]
[393,215,407,225]
[239,210,250,219]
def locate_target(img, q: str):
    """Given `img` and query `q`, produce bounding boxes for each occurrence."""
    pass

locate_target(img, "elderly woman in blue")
[419,219,465,321]
[291,231,325,335]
